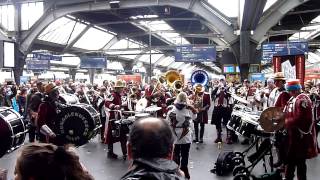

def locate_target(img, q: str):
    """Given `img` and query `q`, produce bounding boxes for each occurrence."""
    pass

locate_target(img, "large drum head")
[57,106,96,146]
[0,120,10,158]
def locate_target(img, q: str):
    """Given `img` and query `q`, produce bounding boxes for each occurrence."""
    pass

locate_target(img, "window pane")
[0,5,14,31]
[21,2,43,30]
[73,27,115,50]
[38,17,86,45]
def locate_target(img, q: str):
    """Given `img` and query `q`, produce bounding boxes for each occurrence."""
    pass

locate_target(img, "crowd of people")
[0,70,320,180]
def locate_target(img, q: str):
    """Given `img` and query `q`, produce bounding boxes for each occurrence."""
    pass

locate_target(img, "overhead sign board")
[26,60,49,70]
[32,52,62,61]
[80,57,106,69]
[262,41,308,64]
[175,45,216,62]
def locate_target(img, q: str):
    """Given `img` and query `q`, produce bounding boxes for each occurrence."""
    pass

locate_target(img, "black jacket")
[120,158,186,180]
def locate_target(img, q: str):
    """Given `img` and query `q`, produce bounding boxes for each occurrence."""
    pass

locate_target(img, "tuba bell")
[173,80,183,92]
[165,70,182,87]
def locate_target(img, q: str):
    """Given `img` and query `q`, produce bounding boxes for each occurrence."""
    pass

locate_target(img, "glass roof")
[107,50,142,60]
[138,51,163,63]
[263,0,278,12]
[38,17,87,45]
[73,27,115,50]
[21,1,43,30]
[169,62,184,69]
[108,39,145,59]
[108,61,124,70]
[157,56,174,67]
[0,4,15,31]
[289,15,320,41]
[138,20,190,45]
[207,0,241,17]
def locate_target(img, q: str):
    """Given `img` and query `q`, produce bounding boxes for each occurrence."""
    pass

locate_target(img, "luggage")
[211,151,235,176]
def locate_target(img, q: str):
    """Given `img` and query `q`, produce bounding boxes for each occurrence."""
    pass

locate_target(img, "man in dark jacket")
[120,118,186,180]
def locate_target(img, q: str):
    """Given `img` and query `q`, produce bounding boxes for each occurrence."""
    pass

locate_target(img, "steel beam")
[241,0,267,31]
[252,0,310,43]
[63,24,91,53]
[21,0,237,53]
[102,36,120,50]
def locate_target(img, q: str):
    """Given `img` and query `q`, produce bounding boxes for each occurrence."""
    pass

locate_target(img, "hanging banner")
[80,57,106,69]
[175,45,216,62]
[117,75,142,84]
[26,60,49,70]
[262,41,308,64]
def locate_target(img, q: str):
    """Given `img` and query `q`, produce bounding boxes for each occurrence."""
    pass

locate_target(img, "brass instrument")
[173,80,183,92]
[165,70,182,87]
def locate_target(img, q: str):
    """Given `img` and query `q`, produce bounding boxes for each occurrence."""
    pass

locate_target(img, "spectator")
[14,143,93,180]
[121,118,185,180]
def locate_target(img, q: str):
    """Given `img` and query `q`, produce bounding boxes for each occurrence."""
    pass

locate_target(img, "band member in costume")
[96,87,107,143]
[145,77,166,117]
[283,80,318,180]
[167,92,197,179]
[270,72,291,168]
[211,79,233,144]
[36,83,60,145]
[104,80,127,159]
[191,84,210,143]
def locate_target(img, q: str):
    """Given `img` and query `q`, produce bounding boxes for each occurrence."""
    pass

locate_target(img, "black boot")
[214,129,222,143]
[107,144,118,159]
[193,122,199,142]
[199,123,205,143]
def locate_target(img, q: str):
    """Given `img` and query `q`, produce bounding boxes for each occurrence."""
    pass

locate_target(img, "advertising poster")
[117,75,142,84]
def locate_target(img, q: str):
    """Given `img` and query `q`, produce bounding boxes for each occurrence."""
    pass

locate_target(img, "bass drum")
[57,104,101,146]
[0,107,27,158]
[59,93,79,105]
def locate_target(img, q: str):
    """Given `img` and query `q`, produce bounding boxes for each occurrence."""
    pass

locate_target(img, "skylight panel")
[110,39,143,49]
[0,4,15,31]
[289,15,320,41]
[158,56,174,67]
[263,0,278,12]
[21,1,44,30]
[107,50,142,59]
[170,62,184,69]
[207,0,240,17]
[73,27,114,50]
[138,20,190,45]
[139,51,163,63]
[38,17,87,45]
[108,61,124,70]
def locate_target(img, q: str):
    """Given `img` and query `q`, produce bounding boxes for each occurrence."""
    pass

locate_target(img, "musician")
[26,82,45,142]
[96,87,107,143]
[263,78,276,109]
[283,80,318,180]
[36,83,60,145]
[269,72,291,168]
[145,77,166,117]
[104,80,127,159]
[166,92,197,179]
[125,84,141,112]
[211,80,233,144]
[191,84,211,143]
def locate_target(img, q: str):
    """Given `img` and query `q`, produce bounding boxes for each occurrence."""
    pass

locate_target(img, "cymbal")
[259,107,285,133]
[230,94,250,105]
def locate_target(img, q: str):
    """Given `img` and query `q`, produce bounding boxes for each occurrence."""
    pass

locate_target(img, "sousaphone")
[259,107,285,133]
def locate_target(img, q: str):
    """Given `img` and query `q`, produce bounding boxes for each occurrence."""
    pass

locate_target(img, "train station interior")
[1,0,320,180]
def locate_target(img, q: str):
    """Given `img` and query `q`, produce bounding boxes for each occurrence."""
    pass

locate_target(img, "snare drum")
[57,104,101,146]
[0,107,26,158]
[135,113,150,119]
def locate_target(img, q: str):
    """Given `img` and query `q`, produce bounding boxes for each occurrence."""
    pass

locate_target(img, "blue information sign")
[32,52,62,61]
[26,60,49,70]
[249,73,265,82]
[175,45,216,62]
[80,57,106,69]
[262,41,308,63]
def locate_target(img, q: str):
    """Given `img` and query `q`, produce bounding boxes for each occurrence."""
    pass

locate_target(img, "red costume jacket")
[275,91,291,109]
[144,86,166,117]
[104,92,122,144]
[284,93,318,160]
[191,93,211,124]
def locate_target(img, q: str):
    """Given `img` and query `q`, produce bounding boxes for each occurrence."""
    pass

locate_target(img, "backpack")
[211,151,235,176]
